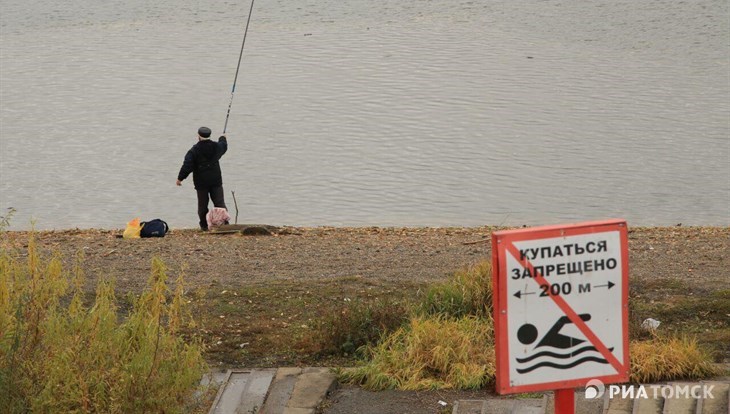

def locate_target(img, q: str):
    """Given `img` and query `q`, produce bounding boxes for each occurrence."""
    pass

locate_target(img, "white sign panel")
[492,220,630,394]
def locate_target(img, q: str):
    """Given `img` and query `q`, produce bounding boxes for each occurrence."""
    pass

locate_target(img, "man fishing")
[176,126,228,231]
[175,0,252,231]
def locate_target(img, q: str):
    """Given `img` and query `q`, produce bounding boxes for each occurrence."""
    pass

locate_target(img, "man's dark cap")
[198,127,212,138]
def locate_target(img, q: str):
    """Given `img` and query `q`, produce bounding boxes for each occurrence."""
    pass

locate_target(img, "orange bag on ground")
[123,218,142,239]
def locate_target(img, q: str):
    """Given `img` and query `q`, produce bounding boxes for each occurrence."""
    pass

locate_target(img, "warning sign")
[491,220,630,394]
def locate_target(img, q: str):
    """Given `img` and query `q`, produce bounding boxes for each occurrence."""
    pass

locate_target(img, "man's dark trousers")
[197,186,227,230]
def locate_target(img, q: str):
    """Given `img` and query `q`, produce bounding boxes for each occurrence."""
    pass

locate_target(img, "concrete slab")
[542,394,554,414]
[206,370,728,414]
[207,369,275,414]
[539,392,604,414]
[201,370,232,388]
[662,384,697,414]
[287,368,337,410]
[275,368,304,379]
[605,394,634,414]
[451,398,545,414]
[282,408,314,414]
[260,368,303,414]
[632,395,662,414]
[197,370,231,402]
[509,399,543,414]
[697,382,729,414]
[238,369,275,414]
[209,370,254,414]
[452,399,486,414]
[573,391,604,414]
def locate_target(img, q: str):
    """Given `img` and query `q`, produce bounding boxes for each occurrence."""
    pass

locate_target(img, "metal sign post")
[491,219,630,413]
[554,389,575,413]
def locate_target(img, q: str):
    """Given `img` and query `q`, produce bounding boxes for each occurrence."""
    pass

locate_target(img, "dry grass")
[630,333,721,383]
[339,261,497,390]
[341,315,496,390]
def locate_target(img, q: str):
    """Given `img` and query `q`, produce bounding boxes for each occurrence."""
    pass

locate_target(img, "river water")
[1,0,728,230]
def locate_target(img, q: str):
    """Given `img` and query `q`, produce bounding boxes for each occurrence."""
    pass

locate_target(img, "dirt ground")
[4,225,727,291]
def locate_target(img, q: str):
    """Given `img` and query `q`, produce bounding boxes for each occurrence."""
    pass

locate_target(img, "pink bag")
[206,207,231,228]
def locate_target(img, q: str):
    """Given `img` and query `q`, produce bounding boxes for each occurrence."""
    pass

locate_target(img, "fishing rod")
[223,0,256,134]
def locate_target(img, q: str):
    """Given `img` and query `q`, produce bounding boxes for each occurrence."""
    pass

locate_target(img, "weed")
[420,282,469,318]
[0,207,15,233]
[419,260,492,319]
[313,298,410,356]
[0,234,208,413]
[341,315,495,390]
[630,333,720,383]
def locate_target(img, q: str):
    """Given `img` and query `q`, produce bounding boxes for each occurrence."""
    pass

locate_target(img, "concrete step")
[452,398,544,414]
[259,368,302,414]
[696,381,729,414]
[453,381,728,414]
[207,367,337,414]
[604,393,634,414]
[631,393,662,414]
[661,383,698,414]
[207,372,729,414]
[280,367,337,414]
[452,395,605,414]
[509,399,544,414]
[541,391,604,414]
[208,369,275,414]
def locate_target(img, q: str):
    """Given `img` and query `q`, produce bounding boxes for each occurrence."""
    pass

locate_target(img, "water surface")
[1,0,728,229]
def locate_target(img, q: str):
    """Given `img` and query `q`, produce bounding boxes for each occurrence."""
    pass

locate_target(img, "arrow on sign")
[594,281,615,290]
[514,290,536,299]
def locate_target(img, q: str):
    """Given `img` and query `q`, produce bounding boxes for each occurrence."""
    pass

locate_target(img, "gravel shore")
[2,226,727,295]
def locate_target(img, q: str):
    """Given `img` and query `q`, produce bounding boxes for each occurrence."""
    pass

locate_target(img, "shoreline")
[2,225,727,291]
[5,223,728,231]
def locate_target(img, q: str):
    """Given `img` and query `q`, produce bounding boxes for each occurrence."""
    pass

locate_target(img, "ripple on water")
[0,0,728,228]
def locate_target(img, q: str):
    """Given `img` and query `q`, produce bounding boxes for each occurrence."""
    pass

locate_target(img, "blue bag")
[140,219,168,238]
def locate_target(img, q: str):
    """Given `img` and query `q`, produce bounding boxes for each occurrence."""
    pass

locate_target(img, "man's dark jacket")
[177,137,227,190]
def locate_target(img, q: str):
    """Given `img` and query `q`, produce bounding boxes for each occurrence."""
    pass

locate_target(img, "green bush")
[419,260,493,318]
[0,235,207,413]
[420,282,469,318]
[314,298,410,356]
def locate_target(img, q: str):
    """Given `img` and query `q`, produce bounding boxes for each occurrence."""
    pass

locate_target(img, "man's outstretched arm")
[176,150,195,185]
